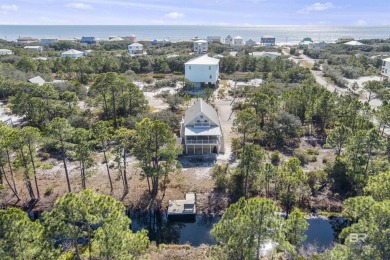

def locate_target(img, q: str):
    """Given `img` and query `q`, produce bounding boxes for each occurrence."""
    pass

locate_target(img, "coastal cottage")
[108,37,124,41]
[233,36,244,46]
[0,49,13,55]
[261,35,276,46]
[80,36,96,44]
[17,37,39,44]
[246,39,257,46]
[250,51,282,60]
[299,37,313,47]
[122,34,137,43]
[225,35,233,46]
[24,46,43,52]
[181,99,224,155]
[128,43,144,54]
[184,55,219,88]
[381,57,390,78]
[308,41,327,50]
[40,38,58,45]
[207,36,221,44]
[61,49,84,58]
[193,40,208,53]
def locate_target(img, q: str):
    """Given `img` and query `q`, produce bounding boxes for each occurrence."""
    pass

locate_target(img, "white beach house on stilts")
[184,55,219,88]
[181,99,224,155]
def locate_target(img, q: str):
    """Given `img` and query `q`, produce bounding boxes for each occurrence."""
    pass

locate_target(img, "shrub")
[153,74,165,79]
[293,149,309,166]
[270,151,281,165]
[44,186,54,197]
[307,148,319,155]
[41,163,54,170]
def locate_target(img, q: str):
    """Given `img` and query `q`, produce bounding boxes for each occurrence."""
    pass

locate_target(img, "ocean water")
[0,25,389,44]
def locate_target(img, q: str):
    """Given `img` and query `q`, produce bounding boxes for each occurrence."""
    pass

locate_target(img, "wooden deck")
[168,193,196,218]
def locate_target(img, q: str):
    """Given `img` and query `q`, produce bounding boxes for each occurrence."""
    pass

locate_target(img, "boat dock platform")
[167,193,196,221]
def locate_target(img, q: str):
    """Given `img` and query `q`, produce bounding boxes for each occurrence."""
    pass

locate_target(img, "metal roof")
[129,43,143,46]
[185,55,219,65]
[61,49,83,55]
[184,98,220,126]
[184,126,222,136]
[28,76,46,86]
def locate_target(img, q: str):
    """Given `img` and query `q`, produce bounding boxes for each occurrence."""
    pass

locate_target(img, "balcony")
[186,139,219,144]
[194,123,210,128]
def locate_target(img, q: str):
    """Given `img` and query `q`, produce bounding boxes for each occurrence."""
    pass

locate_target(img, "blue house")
[150,39,159,45]
[80,36,96,44]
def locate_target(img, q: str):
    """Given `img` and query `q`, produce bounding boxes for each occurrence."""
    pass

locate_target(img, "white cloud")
[164,12,184,19]
[0,4,19,11]
[356,19,368,26]
[65,3,93,10]
[300,2,334,13]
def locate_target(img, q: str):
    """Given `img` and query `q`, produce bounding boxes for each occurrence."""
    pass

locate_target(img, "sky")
[0,0,389,26]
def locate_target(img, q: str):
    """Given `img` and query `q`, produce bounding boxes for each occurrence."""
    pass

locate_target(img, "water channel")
[129,211,343,250]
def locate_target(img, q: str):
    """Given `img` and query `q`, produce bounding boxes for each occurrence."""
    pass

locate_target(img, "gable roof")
[129,43,143,47]
[184,99,219,126]
[185,55,220,65]
[344,40,364,46]
[62,49,83,55]
[28,76,46,86]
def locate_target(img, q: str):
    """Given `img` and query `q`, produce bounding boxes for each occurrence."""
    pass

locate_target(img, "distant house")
[250,51,282,60]
[58,37,78,42]
[80,36,96,44]
[344,40,364,46]
[299,37,313,47]
[308,41,327,50]
[246,39,257,46]
[181,98,223,155]
[0,49,13,55]
[381,57,390,78]
[17,37,39,44]
[233,36,244,47]
[261,35,276,46]
[108,36,124,41]
[61,49,84,58]
[337,37,354,43]
[193,40,208,53]
[24,46,43,52]
[122,34,137,43]
[28,76,46,86]
[184,55,219,88]
[207,36,221,44]
[128,43,143,54]
[225,35,233,46]
[40,38,58,45]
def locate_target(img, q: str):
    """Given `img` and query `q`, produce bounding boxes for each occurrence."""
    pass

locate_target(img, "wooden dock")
[168,193,196,221]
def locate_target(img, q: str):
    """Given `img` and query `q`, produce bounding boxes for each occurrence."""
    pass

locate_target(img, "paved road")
[282,47,389,134]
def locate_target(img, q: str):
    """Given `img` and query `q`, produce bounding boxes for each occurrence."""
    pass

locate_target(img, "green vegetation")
[0,38,389,259]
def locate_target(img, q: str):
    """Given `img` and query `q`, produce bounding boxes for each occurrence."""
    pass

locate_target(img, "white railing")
[186,139,218,144]
[194,123,210,128]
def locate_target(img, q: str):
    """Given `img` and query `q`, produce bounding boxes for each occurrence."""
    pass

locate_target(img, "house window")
[189,66,191,70]
[200,115,203,118]
[209,66,211,70]
[210,75,212,79]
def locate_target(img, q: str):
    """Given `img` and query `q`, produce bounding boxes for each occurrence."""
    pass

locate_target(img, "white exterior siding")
[128,43,143,54]
[382,58,390,77]
[193,40,208,53]
[185,63,219,83]
[0,49,13,55]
